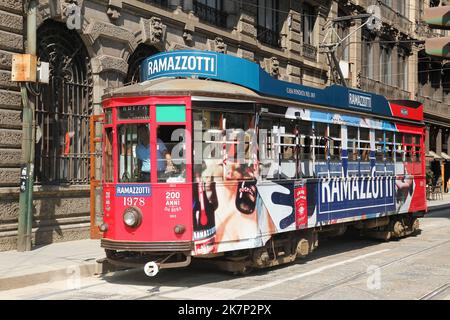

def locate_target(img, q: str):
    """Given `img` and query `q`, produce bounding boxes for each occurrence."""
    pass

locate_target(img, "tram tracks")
[419,283,450,300]
[293,238,450,300]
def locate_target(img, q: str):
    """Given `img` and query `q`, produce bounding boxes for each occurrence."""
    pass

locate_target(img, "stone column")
[236,9,256,61]
[410,46,419,100]
[447,130,450,154]
[373,36,381,82]
[285,10,301,57]
[349,19,362,88]
[437,128,443,154]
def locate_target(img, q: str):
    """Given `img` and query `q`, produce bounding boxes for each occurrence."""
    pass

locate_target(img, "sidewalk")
[427,192,450,212]
[0,239,115,291]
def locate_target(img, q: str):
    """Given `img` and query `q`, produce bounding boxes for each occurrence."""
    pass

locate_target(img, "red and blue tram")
[99,50,426,275]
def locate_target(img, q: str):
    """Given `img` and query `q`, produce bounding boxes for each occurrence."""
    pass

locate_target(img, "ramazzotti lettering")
[349,92,372,109]
[321,170,394,203]
[147,55,216,76]
[116,186,151,195]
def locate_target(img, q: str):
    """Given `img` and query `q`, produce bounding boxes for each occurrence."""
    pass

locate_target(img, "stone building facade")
[0,0,449,251]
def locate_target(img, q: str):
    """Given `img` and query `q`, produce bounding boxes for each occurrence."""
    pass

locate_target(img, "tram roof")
[102,50,424,123]
[103,77,261,100]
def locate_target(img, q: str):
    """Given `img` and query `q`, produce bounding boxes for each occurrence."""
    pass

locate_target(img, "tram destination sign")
[116,184,152,197]
[118,105,149,120]
[140,50,393,118]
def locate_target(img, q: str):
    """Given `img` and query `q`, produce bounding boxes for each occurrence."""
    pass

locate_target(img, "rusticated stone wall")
[0,0,24,250]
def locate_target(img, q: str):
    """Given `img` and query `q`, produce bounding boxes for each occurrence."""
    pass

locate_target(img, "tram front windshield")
[117,123,186,183]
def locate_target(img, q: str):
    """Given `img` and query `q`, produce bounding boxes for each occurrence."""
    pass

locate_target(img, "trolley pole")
[17,0,37,252]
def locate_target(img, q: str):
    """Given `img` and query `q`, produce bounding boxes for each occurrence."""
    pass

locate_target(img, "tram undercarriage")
[103,213,422,276]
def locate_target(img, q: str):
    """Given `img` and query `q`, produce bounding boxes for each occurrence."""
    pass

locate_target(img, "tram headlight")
[123,207,142,228]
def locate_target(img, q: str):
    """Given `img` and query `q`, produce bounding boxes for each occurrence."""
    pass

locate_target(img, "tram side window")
[375,130,384,162]
[279,118,297,179]
[194,110,255,182]
[314,122,327,161]
[104,128,114,182]
[329,124,341,161]
[224,113,255,180]
[347,126,358,161]
[118,124,149,183]
[359,127,370,162]
[157,125,186,183]
[404,134,413,163]
[259,117,278,180]
[395,133,404,162]
[385,131,394,162]
[193,110,223,181]
[297,120,312,161]
[414,135,422,162]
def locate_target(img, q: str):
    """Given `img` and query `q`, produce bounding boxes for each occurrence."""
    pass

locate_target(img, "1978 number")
[123,197,145,206]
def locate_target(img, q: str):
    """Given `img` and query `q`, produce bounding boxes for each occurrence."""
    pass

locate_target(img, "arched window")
[35,20,93,184]
[125,44,160,85]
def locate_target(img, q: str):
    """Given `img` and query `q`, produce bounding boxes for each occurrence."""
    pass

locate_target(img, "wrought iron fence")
[35,21,93,185]
[257,25,280,48]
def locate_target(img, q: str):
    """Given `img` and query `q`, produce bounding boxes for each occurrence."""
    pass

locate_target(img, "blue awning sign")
[140,50,393,117]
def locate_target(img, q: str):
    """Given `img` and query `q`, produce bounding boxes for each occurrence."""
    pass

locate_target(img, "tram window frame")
[329,124,342,162]
[404,133,414,163]
[224,112,255,180]
[297,120,313,161]
[117,124,150,183]
[278,118,297,179]
[104,108,113,125]
[385,131,395,162]
[313,122,328,162]
[414,135,422,163]
[259,117,279,180]
[395,132,404,162]
[193,110,224,182]
[104,127,114,183]
[156,125,187,183]
[375,129,384,162]
[193,109,256,182]
[347,126,358,161]
[359,127,371,162]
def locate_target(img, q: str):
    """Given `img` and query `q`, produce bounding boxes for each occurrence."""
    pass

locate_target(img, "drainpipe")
[17,0,37,252]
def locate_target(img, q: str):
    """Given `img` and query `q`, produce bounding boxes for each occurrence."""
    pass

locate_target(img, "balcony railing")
[257,25,280,48]
[193,1,228,28]
[359,76,410,100]
[139,0,169,8]
[302,43,317,61]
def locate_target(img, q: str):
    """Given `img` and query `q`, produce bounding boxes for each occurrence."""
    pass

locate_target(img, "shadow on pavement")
[99,232,387,290]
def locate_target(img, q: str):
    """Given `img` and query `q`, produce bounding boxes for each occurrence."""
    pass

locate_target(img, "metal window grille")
[257,0,280,47]
[193,0,227,28]
[35,21,93,185]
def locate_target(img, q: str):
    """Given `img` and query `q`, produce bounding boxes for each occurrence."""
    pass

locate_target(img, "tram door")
[149,104,192,241]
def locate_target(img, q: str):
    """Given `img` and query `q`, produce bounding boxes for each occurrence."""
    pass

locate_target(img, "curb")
[427,203,450,213]
[0,259,122,292]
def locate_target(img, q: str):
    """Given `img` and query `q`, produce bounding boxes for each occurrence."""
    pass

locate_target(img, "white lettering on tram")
[321,168,393,204]
[147,54,216,76]
[116,185,151,196]
[349,91,372,110]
